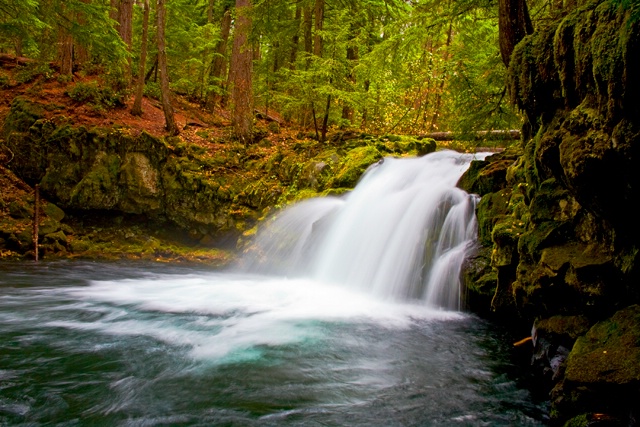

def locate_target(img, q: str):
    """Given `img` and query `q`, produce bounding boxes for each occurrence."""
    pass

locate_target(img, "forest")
[2,0,640,426]
[0,0,529,141]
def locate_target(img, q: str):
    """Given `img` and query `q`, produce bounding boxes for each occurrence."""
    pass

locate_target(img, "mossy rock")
[528,179,580,224]
[43,202,65,222]
[8,199,33,219]
[535,315,591,343]
[458,159,513,196]
[475,190,512,246]
[328,146,383,188]
[551,306,640,425]
[2,97,44,134]
[566,304,640,385]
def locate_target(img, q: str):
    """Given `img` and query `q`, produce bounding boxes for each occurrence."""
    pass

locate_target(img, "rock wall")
[460,1,640,424]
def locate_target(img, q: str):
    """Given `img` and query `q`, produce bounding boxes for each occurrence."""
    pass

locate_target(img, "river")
[0,261,546,426]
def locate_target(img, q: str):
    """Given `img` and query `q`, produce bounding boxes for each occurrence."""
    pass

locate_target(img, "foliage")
[13,62,54,84]
[66,81,126,109]
[143,81,162,101]
[611,0,640,22]
[0,0,533,138]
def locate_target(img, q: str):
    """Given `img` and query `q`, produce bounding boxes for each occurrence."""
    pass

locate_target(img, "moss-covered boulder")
[532,315,591,387]
[550,305,640,425]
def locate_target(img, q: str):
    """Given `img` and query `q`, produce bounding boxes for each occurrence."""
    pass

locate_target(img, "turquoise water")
[0,261,547,426]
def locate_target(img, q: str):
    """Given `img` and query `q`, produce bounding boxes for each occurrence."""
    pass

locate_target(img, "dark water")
[0,261,547,426]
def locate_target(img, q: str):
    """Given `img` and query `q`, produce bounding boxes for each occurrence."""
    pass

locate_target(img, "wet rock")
[532,315,591,386]
[551,305,640,425]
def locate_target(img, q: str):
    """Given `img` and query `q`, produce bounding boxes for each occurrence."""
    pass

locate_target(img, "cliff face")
[461,1,640,424]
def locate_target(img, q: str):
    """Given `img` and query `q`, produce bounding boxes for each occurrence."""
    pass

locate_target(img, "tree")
[157,0,179,135]
[131,0,150,116]
[205,3,232,110]
[229,0,253,143]
[498,0,533,67]
[110,0,134,82]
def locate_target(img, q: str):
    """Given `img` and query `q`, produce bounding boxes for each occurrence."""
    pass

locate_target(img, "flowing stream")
[0,151,547,425]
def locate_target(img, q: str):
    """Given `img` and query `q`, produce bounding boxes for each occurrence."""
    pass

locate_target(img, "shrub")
[14,62,53,84]
[66,81,126,109]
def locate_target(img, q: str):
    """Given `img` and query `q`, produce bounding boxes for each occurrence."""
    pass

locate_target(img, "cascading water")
[0,150,548,425]
[241,149,488,310]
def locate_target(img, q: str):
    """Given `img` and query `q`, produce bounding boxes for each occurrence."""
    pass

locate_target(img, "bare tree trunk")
[341,38,357,123]
[321,90,331,142]
[288,5,301,69]
[58,28,74,76]
[498,0,533,67]
[14,38,23,57]
[303,5,312,68]
[205,7,232,110]
[157,0,179,135]
[131,0,149,116]
[360,79,370,129]
[144,54,158,82]
[430,22,453,132]
[313,0,324,57]
[110,0,134,83]
[120,0,134,83]
[207,0,214,23]
[229,0,253,143]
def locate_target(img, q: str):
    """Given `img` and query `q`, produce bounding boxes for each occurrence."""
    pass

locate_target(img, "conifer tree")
[229,0,253,143]
[131,0,150,116]
[157,0,179,135]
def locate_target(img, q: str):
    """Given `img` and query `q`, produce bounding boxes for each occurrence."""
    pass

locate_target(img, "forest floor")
[0,54,301,160]
[0,58,291,264]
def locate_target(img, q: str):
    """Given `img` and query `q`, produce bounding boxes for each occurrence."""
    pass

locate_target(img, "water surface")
[0,261,547,426]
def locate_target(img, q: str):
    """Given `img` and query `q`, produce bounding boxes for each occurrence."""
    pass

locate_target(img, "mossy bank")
[0,96,435,262]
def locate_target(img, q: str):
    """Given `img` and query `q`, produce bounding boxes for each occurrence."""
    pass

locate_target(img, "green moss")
[565,304,640,384]
[327,146,383,188]
[563,414,589,427]
[2,98,44,134]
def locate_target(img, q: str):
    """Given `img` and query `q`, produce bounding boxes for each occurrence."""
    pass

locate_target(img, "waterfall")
[240,150,486,310]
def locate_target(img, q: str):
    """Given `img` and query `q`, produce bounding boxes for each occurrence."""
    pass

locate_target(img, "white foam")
[53,273,463,361]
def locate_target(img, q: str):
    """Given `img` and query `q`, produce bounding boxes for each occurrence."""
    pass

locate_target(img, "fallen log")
[419,129,520,141]
[0,53,35,68]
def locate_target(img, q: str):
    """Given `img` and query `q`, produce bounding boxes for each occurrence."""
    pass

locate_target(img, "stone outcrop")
[1,97,435,259]
[460,1,640,424]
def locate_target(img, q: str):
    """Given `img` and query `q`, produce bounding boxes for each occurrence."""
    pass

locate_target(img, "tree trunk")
[58,28,74,76]
[205,7,232,110]
[229,0,253,143]
[498,0,533,67]
[145,54,158,82]
[207,0,214,23]
[303,5,312,67]
[157,0,179,135]
[341,35,357,123]
[119,0,134,83]
[288,5,301,69]
[110,0,134,82]
[313,0,324,57]
[360,79,370,129]
[131,0,149,116]
[14,38,23,58]
[430,22,453,132]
